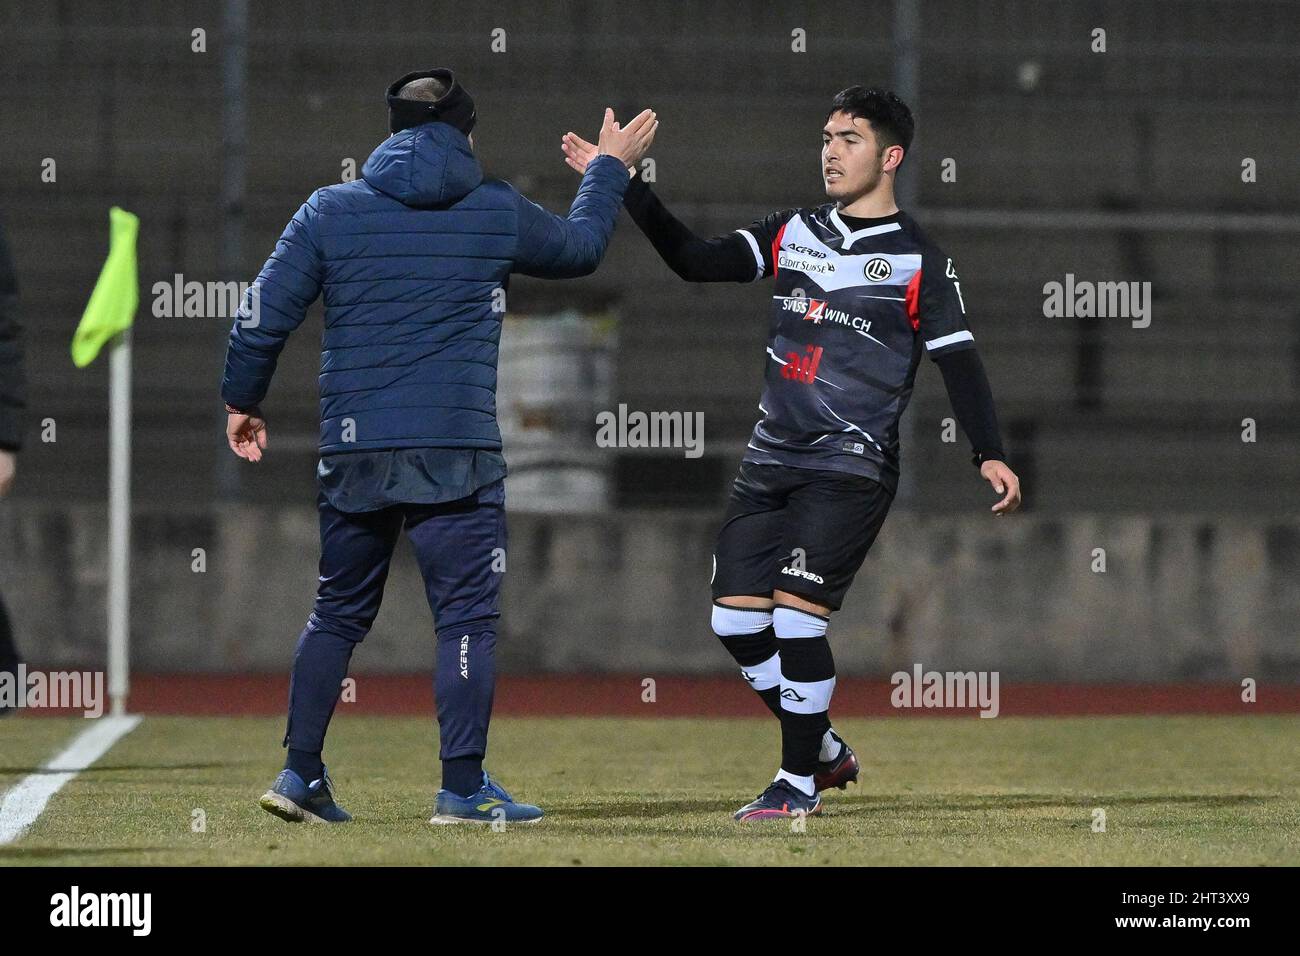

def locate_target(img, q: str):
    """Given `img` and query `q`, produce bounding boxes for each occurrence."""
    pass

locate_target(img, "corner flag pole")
[107,328,132,717]
[71,206,140,717]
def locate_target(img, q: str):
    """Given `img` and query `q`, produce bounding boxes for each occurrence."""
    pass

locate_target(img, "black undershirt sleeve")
[933,347,1006,466]
[621,177,758,283]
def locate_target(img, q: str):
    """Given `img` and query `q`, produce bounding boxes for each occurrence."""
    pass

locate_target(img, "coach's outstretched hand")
[565,109,656,175]
[226,405,268,463]
[594,107,658,170]
[981,460,1021,515]
[561,129,599,175]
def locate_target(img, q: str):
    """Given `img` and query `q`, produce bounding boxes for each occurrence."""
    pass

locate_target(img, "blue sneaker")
[429,771,544,825]
[259,768,352,824]
[733,779,823,822]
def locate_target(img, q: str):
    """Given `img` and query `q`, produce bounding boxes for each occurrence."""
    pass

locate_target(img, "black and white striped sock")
[711,603,782,718]
[773,605,835,791]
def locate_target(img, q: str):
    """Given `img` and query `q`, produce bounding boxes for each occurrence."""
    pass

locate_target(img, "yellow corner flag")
[71,206,140,368]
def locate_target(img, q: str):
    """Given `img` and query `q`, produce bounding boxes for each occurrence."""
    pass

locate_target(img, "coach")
[221,70,655,824]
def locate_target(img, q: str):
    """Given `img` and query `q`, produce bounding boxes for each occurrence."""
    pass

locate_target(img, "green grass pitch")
[2,714,1297,866]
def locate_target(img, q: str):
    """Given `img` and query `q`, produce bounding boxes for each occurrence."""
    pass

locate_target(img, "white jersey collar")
[830,206,903,245]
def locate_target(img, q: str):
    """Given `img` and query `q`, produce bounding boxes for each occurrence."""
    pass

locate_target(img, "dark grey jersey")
[734,205,975,494]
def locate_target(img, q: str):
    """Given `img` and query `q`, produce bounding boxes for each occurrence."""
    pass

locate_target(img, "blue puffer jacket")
[222,122,630,453]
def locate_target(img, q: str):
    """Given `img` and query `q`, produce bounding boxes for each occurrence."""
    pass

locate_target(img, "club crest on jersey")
[864,257,892,281]
[781,345,823,383]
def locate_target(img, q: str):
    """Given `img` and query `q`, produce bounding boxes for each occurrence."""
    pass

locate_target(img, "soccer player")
[561,87,1020,820]
[222,69,656,824]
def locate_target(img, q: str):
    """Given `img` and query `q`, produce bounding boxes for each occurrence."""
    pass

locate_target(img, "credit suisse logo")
[778,249,836,275]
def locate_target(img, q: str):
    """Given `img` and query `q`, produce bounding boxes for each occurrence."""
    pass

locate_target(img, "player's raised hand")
[226,405,268,462]
[981,460,1021,515]
[593,108,657,170]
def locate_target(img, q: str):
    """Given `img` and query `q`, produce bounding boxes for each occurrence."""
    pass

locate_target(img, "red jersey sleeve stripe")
[770,221,788,279]
[905,269,922,331]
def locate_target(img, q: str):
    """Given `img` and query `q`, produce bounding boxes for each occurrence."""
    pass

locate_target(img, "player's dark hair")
[827,87,914,158]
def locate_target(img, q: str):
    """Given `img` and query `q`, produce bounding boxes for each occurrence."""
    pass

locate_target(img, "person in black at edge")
[0,221,25,716]
[561,87,1021,820]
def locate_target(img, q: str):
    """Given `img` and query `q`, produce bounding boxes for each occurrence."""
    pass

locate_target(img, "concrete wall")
[3,500,1296,682]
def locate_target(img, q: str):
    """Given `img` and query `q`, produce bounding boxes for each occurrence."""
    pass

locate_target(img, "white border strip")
[735,229,765,281]
[0,715,142,845]
[925,329,975,351]
[830,207,903,244]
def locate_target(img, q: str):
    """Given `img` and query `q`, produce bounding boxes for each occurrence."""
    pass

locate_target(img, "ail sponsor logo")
[780,345,823,383]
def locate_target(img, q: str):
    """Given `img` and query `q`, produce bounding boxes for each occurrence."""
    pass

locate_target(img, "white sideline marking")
[0,715,143,845]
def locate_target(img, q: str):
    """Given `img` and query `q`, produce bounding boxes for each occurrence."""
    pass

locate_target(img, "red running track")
[14,674,1299,717]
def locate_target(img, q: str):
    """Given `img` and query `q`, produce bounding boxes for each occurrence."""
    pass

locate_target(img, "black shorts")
[711,462,894,611]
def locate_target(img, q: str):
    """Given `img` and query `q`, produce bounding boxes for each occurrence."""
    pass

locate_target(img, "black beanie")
[386,69,477,135]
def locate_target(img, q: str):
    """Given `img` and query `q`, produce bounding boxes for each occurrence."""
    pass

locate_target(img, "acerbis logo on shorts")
[781,566,825,585]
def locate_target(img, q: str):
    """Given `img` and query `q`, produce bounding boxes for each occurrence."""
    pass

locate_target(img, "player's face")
[821,112,897,201]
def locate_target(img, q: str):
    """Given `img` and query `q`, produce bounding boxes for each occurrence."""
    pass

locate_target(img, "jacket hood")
[361,121,483,207]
